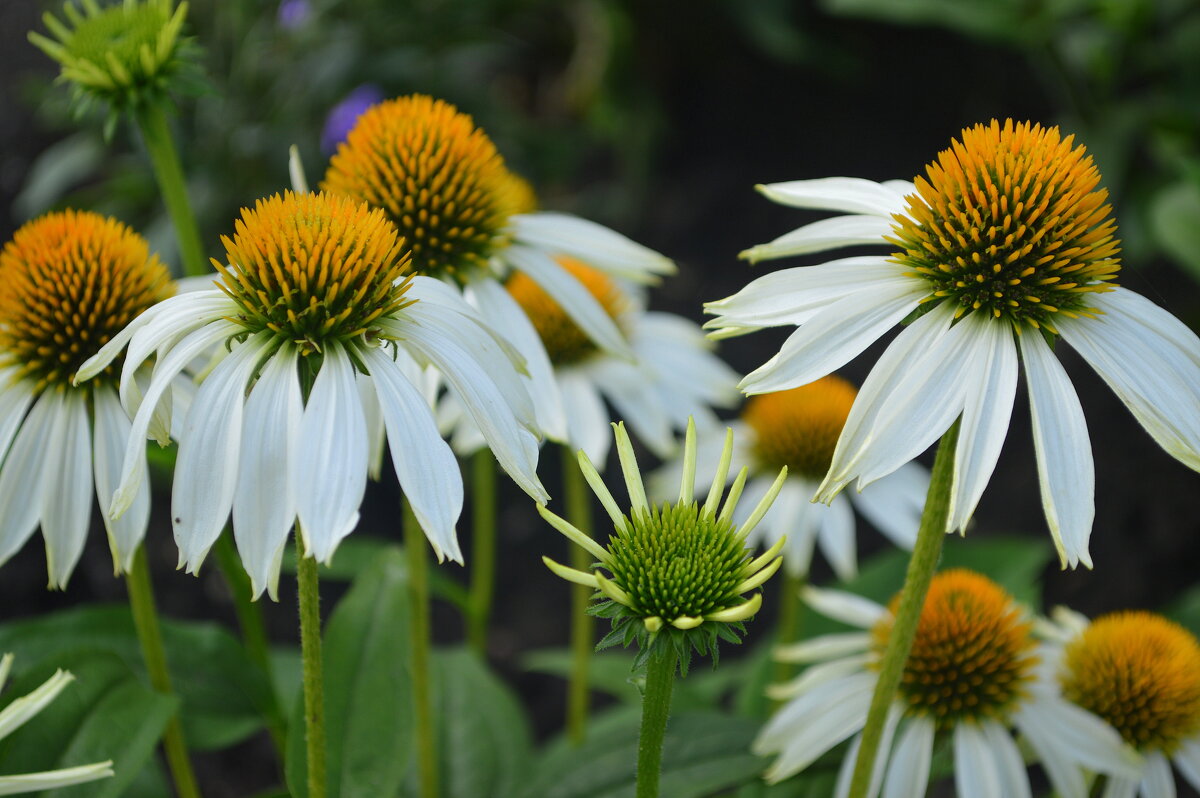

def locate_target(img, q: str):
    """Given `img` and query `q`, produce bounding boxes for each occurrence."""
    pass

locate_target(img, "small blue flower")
[321,84,385,155]
[277,0,310,30]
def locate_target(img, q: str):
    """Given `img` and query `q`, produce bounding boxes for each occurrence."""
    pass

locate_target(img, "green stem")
[133,102,207,277]
[563,446,593,745]
[846,421,960,798]
[125,545,202,798]
[467,450,497,655]
[297,544,327,798]
[403,501,439,798]
[771,571,806,695]
[212,532,286,756]
[635,648,677,798]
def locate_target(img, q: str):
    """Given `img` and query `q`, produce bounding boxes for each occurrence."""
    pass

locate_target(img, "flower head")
[0,210,173,586]
[0,653,115,794]
[77,190,546,599]
[757,573,1141,795]
[29,0,202,117]
[540,420,786,672]
[708,118,1200,568]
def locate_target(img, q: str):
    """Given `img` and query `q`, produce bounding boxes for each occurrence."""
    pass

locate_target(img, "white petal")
[0,761,114,794]
[0,379,35,464]
[833,705,903,798]
[295,343,368,563]
[1059,287,1200,471]
[851,461,927,550]
[41,393,93,589]
[362,347,464,563]
[802,585,887,628]
[981,721,1031,798]
[233,344,302,599]
[467,277,568,442]
[634,312,740,411]
[173,335,270,572]
[1140,752,1175,798]
[1102,777,1139,798]
[502,244,633,359]
[1020,330,1095,568]
[817,494,857,581]
[508,212,674,282]
[1013,695,1141,780]
[742,214,893,263]
[947,319,1018,533]
[955,722,1003,798]
[759,478,819,577]
[756,672,875,775]
[358,372,387,481]
[883,717,934,798]
[559,371,612,466]
[0,669,73,739]
[768,654,871,700]
[588,359,675,458]
[740,279,927,394]
[93,386,150,573]
[757,177,909,217]
[774,632,872,664]
[0,393,59,567]
[1174,738,1200,791]
[395,317,546,501]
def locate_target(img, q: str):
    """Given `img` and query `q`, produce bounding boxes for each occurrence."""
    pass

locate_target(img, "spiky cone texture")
[29,0,204,125]
[0,653,115,794]
[706,118,1200,570]
[540,419,787,674]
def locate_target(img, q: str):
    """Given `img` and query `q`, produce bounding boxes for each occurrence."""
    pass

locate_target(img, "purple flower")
[277,0,310,30]
[321,84,386,155]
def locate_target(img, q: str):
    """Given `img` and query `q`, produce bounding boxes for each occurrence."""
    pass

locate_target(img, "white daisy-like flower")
[756,570,1142,797]
[0,210,176,588]
[0,653,114,794]
[76,190,547,599]
[706,119,1200,568]
[650,376,928,580]
[1040,607,1200,798]
[440,257,739,465]
[319,94,675,445]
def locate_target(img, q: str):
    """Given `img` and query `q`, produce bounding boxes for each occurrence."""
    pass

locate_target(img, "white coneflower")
[651,376,928,580]
[707,119,1200,568]
[1043,608,1200,798]
[76,190,547,599]
[757,571,1142,797]
[0,210,174,588]
[0,653,114,794]
[441,257,739,464]
[320,94,675,443]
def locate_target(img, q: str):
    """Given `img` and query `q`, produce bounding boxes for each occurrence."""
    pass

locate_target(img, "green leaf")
[399,648,533,798]
[1150,180,1200,282]
[522,649,641,703]
[0,606,273,751]
[522,709,764,798]
[286,547,413,798]
[1165,583,1200,637]
[0,650,175,798]
[280,539,469,609]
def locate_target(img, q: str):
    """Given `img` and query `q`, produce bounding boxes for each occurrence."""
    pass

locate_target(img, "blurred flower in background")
[320,83,383,155]
[276,0,311,31]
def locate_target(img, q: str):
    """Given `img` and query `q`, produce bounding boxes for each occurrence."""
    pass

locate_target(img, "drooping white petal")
[758,672,876,782]
[41,392,93,589]
[395,316,546,501]
[1174,738,1200,791]
[883,717,934,798]
[635,312,740,412]
[1058,287,1200,471]
[0,392,60,567]
[741,279,927,395]
[802,585,888,628]
[948,318,1019,533]
[0,669,74,739]
[1101,777,1138,798]
[756,177,909,217]
[467,277,568,442]
[0,762,114,794]
[0,378,34,464]
[93,386,150,574]
[173,335,270,573]
[850,461,927,550]
[742,215,894,263]
[558,371,612,466]
[358,373,387,481]
[295,342,368,563]
[833,704,903,798]
[1140,752,1175,798]
[768,654,871,701]
[1020,330,1095,568]
[508,211,675,282]
[362,346,464,563]
[817,494,858,581]
[758,478,820,577]
[774,632,872,663]
[233,344,302,600]
[981,721,1032,798]
[1014,694,1141,782]
[954,722,1003,798]
[502,244,632,360]
[587,359,675,458]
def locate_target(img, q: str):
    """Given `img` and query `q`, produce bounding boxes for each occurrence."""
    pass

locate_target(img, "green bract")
[540,419,787,673]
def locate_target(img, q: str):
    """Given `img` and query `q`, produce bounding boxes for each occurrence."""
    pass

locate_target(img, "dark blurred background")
[2,0,1199,795]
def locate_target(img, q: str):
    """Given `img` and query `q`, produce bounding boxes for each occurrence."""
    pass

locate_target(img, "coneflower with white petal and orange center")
[757,571,1142,797]
[708,118,1200,568]
[0,209,173,588]
[76,190,547,599]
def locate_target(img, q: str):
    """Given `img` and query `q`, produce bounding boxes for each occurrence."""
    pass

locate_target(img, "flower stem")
[133,102,207,277]
[403,500,439,798]
[563,446,593,745]
[297,543,327,798]
[212,531,286,756]
[125,544,202,798]
[846,420,959,798]
[771,571,806,695]
[635,648,677,798]
[467,449,497,655]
